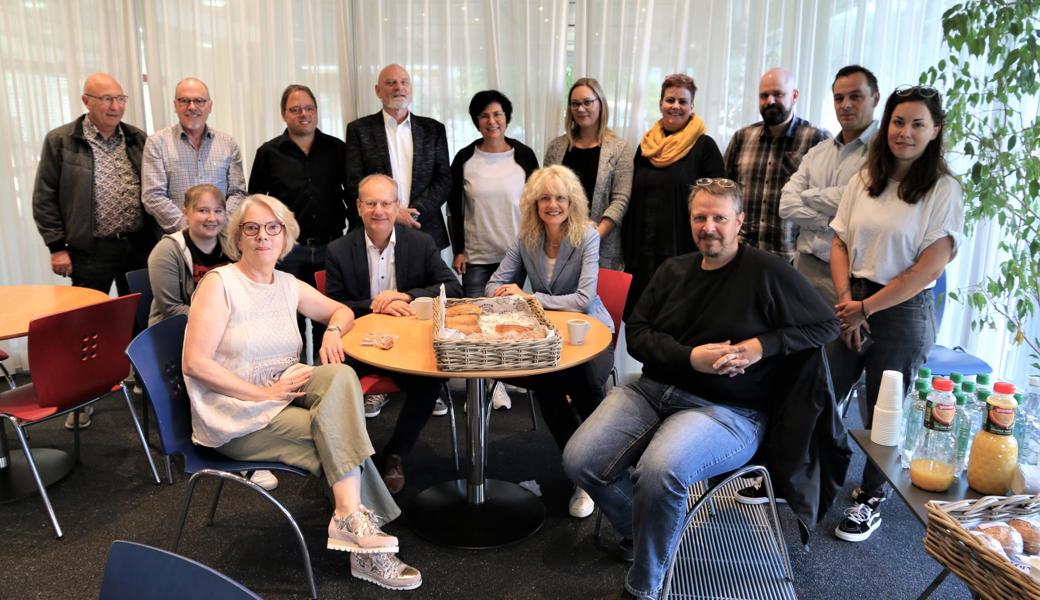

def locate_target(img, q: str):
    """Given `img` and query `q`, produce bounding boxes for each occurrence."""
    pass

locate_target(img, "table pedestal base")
[409,478,545,549]
[0,448,74,503]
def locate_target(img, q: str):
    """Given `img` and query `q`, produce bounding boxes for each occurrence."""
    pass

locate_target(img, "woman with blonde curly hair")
[486,165,615,519]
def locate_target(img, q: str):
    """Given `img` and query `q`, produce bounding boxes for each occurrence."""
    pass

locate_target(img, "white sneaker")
[569,487,595,519]
[492,384,511,410]
[64,405,94,430]
[248,470,279,491]
[432,398,449,417]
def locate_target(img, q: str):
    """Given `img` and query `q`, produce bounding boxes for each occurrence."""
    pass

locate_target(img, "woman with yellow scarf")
[621,74,725,318]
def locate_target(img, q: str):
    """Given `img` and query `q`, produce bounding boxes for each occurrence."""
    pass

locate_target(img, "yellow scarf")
[639,114,707,168]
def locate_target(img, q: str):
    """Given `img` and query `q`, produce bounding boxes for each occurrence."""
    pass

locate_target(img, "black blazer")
[324,225,463,316]
[345,112,452,249]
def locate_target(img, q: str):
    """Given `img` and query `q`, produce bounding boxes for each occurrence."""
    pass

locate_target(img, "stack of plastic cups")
[871,370,905,446]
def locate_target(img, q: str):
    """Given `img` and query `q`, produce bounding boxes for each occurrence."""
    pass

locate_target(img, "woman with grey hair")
[182,195,422,590]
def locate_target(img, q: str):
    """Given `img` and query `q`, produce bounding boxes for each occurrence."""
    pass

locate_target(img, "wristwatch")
[325,326,342,334]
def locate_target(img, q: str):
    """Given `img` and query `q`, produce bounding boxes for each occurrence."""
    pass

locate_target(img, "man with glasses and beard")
[724,68,830,263]
[143,77,247,233]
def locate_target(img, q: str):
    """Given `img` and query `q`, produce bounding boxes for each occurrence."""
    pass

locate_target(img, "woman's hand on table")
[318,328,346,365]
[492,284,528,298]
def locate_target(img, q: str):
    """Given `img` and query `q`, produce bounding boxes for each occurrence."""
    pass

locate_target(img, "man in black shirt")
[250,84,347,356]
[563,178,837,600]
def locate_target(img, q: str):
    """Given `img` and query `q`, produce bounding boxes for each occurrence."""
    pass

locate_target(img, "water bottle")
[1015,376,1040,466]
[953,391,972,475]
[909,378,958,492]
[900,381,930,469]
[950,371,964,392]
[976,373,992,397]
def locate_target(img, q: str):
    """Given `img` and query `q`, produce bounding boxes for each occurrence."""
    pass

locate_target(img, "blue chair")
[125,315,317,599]
[100,540,261,600]
[125,268,153,333]
[924,272,992,376]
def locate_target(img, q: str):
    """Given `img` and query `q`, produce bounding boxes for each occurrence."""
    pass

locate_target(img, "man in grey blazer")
[345,64,452,250]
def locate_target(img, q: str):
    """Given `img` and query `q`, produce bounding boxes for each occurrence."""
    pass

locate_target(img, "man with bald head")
[142,77,246,232]
[724,68,830,262]
[33,72,158,295]
[344,64,452,250]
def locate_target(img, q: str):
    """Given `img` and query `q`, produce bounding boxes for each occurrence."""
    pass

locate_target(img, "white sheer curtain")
[0,0,145,369]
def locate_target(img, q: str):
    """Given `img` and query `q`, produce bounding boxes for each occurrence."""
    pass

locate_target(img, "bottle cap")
[961,381,976,393]
[915,379,930,392]
[978,389,991,402]
[950,372,964,383]
[994,381,1016,395]
[955,392,967,405]
[1014,392,1023,402]
[918,367,932,379]
[933,378,954,392]
[976,373,991,385]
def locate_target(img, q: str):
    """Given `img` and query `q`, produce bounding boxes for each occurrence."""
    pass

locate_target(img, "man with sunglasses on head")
[249,84,348,361]
[563,178,840,600]
[142,77,246,233]
[33,72,161,429]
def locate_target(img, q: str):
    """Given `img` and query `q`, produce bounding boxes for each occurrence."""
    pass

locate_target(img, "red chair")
[596,268,633,387]
[0,294,160,538]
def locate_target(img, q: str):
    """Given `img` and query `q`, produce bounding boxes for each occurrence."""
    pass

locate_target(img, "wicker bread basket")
[924,494,1040,600]
[432,296,562,372]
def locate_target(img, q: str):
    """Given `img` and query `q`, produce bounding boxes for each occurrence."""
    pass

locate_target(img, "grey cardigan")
[543,134,632,270]
[485,224,614,333]
[146,231,198,326]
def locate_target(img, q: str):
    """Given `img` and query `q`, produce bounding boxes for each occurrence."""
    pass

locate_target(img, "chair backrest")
[125,315,191,458]
[27,294,139,410]
[314,269,327,295]
[125,268,154,332]
[596,268,633,349]
[934,271,947,328]
[99,540,261,600]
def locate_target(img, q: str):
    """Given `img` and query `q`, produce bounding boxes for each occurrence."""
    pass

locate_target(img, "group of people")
[31,59,963,599]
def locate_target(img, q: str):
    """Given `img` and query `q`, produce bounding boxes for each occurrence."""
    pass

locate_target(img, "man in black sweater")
[563,178,838,600]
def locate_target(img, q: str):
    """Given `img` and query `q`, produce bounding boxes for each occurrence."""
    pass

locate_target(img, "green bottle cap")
[961,381,977,393]
[915,379,930,392]
[977,389,992,402]
[1014,392,1023,402]
[950,372,964,383]
[918,367,933,379]
[976,373,991,385]
[955,392,967,405]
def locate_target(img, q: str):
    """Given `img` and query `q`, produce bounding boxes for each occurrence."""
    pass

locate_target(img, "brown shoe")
[382,454,405,495]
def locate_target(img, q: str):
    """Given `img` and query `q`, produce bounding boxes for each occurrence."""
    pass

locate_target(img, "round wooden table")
[0,285,110,502]
[343,310,612,549]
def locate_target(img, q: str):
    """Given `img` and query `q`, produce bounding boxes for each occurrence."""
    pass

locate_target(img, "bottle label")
[984,404,1015,435]
[925,400,954,432]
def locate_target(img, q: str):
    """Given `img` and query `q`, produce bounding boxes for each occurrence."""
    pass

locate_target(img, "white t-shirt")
[830,172,963,285]
[462,147,526,264]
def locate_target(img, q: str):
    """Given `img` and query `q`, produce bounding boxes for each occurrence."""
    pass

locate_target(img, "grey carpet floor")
[0,379,974,599]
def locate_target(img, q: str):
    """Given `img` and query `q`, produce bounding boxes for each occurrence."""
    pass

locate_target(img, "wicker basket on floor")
[924,494,1040,600]
[432,296,562,371]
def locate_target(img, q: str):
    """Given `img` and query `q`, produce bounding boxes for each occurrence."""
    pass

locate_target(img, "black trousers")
[69,233,151,296]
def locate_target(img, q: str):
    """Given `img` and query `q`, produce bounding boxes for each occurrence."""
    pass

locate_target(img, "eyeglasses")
[84,93,129,105]
[894,85,939,98]
[175,97,210,107]
[360,200,398,211]
[286,105,317,116]
[569,98,599,110]
[240,221,284,236]
[694,178,737,188]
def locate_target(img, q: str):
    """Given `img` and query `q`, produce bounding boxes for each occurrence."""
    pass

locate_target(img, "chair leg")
[164,455,174,485]
[0,362,15,390]
[527,389,538,431]
[442,382,460,474]
[121,385,161,484]
[610,366,618,388]
[173,472,205,551]
[758,469,795,581]
[10,422,63,539]
[593,509,604,547]
[207,478,226,525]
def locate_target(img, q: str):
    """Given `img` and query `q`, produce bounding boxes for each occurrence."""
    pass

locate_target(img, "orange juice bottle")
[909,378,957,492]
[967,382,1018,494]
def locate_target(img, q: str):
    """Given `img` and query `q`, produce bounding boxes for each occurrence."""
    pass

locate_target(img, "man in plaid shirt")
[724,68,830,263]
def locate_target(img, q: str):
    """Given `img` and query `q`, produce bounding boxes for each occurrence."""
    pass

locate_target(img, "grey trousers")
[218,363,401,522]
[795,252,838,307]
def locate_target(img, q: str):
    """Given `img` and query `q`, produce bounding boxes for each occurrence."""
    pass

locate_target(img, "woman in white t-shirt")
[828,86,963,543]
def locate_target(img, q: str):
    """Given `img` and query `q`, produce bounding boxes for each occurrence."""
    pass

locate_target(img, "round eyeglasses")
[240,221,284,237]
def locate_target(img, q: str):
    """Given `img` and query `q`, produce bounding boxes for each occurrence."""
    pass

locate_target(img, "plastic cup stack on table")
[871,370,905,446]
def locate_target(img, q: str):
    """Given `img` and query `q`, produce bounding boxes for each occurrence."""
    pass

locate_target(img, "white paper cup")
[870,406,903,446]
[876,370,905,411]
[411,297,433,320]
[567,319,591,345]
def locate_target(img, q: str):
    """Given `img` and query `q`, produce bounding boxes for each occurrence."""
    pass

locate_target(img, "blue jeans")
[563,376,766,599]
[462,262,499,297]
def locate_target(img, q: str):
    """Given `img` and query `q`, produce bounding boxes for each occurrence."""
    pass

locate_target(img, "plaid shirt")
[724,116,830,261]
[142,123,246,232]
[82,118,143,236]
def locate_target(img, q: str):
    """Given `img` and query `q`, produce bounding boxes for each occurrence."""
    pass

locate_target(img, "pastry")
[446,303,482,317]
[446,314,481,334]
[1009,518,1040,555]
[495,324,533,335]
[977,521,1024,555]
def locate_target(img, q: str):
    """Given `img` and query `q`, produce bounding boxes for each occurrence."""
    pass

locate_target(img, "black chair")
[99,540,261,600]
[125,267,167,479]
[125,315,317,599]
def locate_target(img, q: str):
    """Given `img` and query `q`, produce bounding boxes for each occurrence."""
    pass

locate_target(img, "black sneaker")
[834,495,885,542]
[617,537,634,563]
[734,477,787,505]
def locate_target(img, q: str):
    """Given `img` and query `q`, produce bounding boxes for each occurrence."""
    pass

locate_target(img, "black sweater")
[627,244,839,411]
